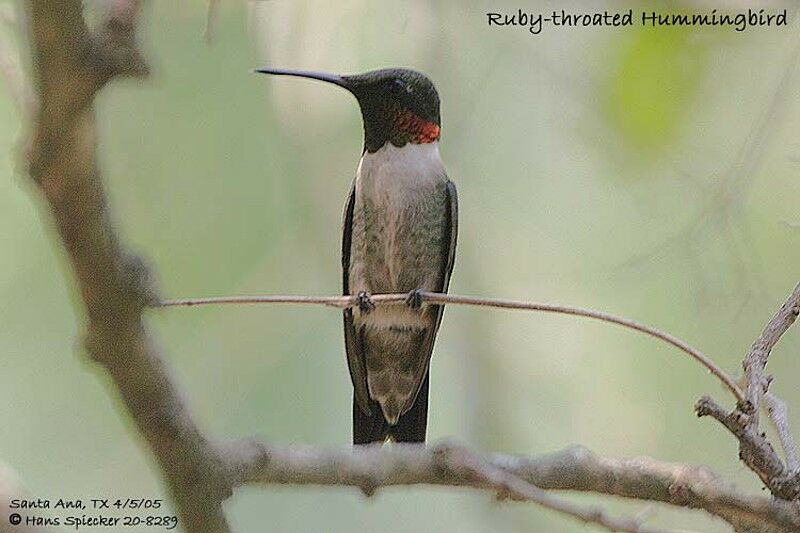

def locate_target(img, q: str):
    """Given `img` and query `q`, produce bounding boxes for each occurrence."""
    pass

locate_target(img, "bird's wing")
[439,180,459,321]
[342,180,372,415]
[403,178,458,413]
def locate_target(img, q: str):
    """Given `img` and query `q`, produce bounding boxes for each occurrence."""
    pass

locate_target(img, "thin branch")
[695,396,798,500]
[764,392,800,472]
[432,444,671,533]
[157,291,746,403]
[743,282,800,421]
[226,441,800,533]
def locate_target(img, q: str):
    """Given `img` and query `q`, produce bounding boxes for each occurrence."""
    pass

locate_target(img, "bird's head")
[254,67,441,153]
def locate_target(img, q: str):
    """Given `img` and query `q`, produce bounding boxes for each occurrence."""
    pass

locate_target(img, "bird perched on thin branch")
[255,67,457,444]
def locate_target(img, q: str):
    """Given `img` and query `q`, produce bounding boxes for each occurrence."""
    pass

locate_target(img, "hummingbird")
[255,67,457,444]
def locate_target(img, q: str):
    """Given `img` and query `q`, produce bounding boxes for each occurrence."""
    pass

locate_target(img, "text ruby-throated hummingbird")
[255,67,458,444]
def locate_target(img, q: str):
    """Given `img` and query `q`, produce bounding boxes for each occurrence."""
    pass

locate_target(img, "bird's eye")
[392,78,407,92]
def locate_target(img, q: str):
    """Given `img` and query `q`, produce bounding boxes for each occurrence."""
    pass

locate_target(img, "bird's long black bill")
[253,68,350,89]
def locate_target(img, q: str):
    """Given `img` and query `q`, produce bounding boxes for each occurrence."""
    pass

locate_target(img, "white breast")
[355,142,445,199]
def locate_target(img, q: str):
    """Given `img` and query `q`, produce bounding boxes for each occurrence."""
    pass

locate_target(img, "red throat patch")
[393,108,441,144]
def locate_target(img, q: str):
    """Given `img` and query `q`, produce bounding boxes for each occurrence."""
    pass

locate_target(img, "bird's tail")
[352,373,429,444]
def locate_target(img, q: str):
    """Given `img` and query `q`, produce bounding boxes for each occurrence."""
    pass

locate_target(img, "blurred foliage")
[605,23,707,153]
[0,1,798,532]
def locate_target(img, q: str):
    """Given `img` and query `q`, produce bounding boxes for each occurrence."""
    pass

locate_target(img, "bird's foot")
[405,289,424,309]
[356,291,376,313]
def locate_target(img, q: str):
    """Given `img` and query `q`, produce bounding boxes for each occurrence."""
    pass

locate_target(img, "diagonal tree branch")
[743,283,800,423]
[25,2,239,532]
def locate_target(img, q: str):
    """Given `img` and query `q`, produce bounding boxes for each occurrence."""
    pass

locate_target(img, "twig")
[432,443,671,533]
[157,291,746,403]
[695,396,798,500]
[764,392,800,472]
[743,283,800,421]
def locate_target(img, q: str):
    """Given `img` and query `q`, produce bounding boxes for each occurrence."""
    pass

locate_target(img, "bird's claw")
[357,291,375,313]
[405,289,424,309]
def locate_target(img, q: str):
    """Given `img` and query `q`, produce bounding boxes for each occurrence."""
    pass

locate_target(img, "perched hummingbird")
[255,67,457,444]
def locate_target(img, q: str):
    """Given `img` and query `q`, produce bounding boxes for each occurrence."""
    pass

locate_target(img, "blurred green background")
[1,0,799,531]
